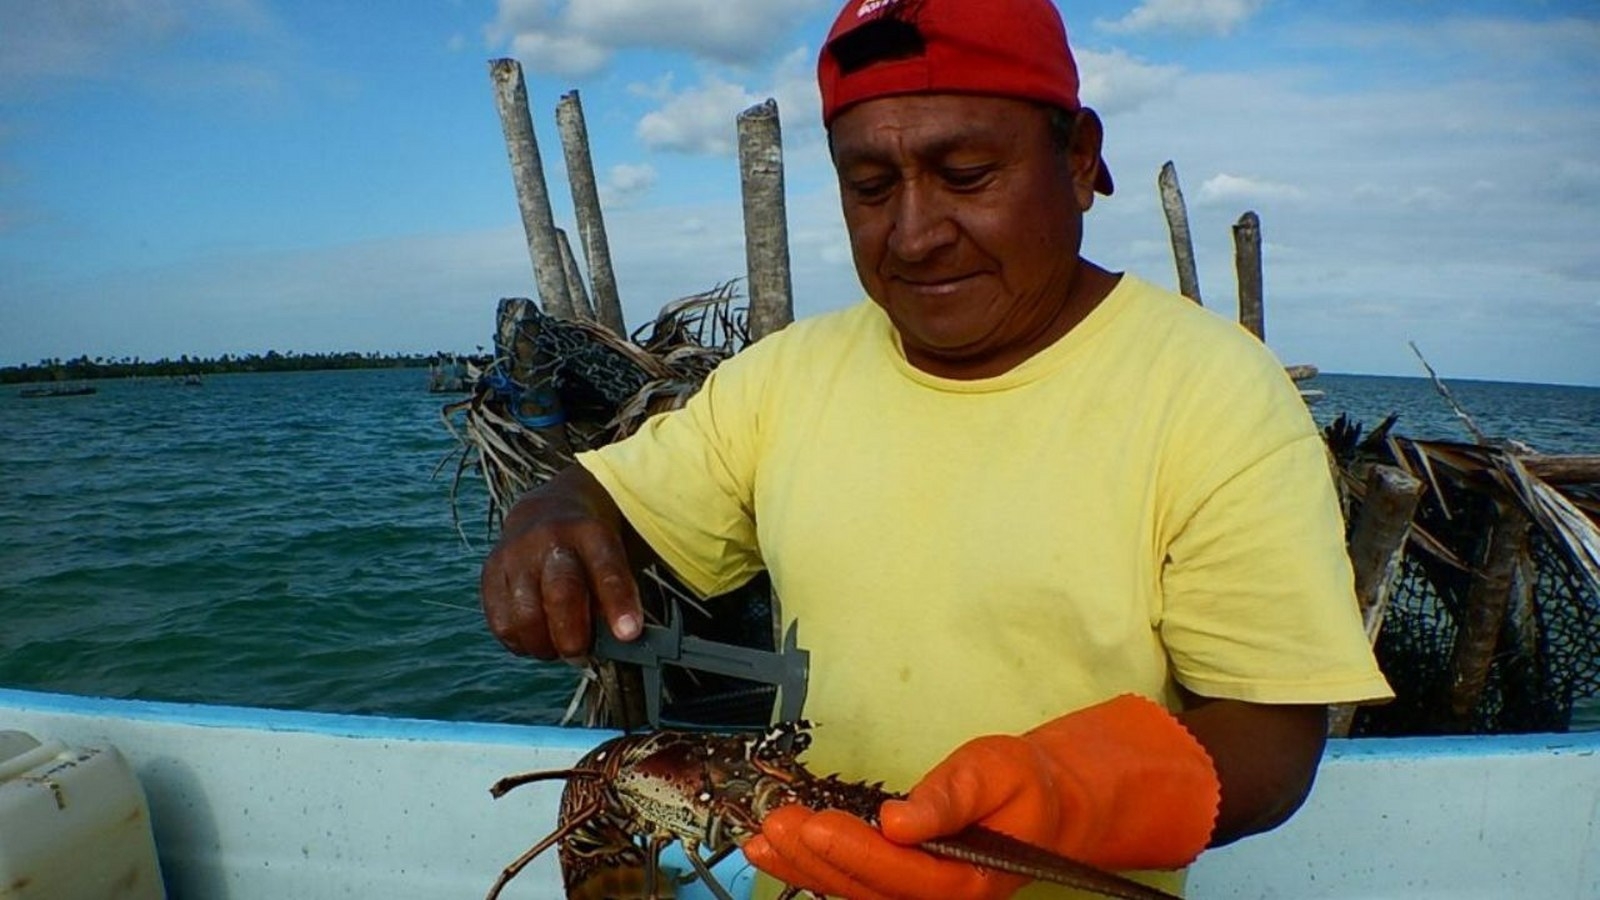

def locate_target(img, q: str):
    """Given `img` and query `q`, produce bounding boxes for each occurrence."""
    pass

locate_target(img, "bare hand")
[479,466,643,660]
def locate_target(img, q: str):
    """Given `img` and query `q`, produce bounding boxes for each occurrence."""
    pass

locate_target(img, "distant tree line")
[0,350,455,385]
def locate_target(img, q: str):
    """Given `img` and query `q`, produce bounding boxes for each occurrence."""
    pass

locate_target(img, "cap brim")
[1095,157,1114,196]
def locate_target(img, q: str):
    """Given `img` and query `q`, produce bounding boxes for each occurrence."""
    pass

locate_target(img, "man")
[480,0,1392,896]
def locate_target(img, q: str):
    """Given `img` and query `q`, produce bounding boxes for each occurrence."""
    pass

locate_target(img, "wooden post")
[737,99,794,341]
[555,90,626,336]
[1234,211,1264,341]
[1329,464,1423,737]
[494,298,538,397]
[488,59,575,320]
[1410,341,1490,446]
[1350,466,1425,641]
[1158,161,1202,305]
[1501,547,1541,727]
[1445,499,1532,729]
[493,298,567,454]
[1523,455,1600,485]
[555,228,596,322]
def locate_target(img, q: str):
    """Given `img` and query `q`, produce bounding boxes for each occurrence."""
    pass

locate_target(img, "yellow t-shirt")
[580,274,1392,897]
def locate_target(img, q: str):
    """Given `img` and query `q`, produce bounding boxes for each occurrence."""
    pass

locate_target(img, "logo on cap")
[857,0,900,18]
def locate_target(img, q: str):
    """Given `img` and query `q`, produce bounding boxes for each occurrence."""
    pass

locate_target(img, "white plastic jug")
[0,731,165,899]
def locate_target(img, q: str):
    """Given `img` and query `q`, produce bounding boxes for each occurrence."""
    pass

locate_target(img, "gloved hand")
[743,694,1220,900]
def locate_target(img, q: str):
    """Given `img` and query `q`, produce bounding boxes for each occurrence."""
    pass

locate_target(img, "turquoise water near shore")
[1,369,573,725]
[2,368,1596,726]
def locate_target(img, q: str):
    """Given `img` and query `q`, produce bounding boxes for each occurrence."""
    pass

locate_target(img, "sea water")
[1,369,1596,725]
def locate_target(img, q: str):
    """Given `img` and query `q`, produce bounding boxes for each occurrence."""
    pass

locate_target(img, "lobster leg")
[643,835,668,899]
[679,841,737,900]
[484,794,605,900]
[673,842,735,885]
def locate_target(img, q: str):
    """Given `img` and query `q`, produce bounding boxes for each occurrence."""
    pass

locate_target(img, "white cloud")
[767,46,827,144]
[505,29,611,77]
[1197,173,1306,205]
[0,227,536,365]
[487,0,830,74]
[637,77,763,155]
[1075,48,1182,115]
[1099,0,1268,37]
[0,0,280,88]
[1307,16,1600,68]
[633,47,823,157]
[1083,50,1600,385]
[603,163,657,204]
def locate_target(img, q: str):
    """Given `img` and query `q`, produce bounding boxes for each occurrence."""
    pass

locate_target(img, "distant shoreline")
[0,352,460,385]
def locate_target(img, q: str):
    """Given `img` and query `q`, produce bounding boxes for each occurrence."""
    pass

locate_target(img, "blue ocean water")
[1304,374,1599,455]
[0,369,574,725]
[1,369,1596,725]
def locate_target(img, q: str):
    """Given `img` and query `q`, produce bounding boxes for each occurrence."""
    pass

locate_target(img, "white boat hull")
[3,687,1596,899]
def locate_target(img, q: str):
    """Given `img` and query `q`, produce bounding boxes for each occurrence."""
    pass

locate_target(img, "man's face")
[830,94,1100,379]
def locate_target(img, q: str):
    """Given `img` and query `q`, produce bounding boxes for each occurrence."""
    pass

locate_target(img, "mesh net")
[1336,421,1600,736]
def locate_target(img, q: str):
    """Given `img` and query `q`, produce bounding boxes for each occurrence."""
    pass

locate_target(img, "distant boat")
[18,385,97,399]
[428,356,479,393]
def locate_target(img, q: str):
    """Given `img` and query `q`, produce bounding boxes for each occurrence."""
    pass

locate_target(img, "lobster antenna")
[488,767,603,798]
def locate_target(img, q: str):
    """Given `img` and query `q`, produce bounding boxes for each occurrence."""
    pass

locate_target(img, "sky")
[1,0,1597,386]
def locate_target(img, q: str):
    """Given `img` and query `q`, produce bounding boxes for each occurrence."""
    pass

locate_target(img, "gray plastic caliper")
[592,598,810,728]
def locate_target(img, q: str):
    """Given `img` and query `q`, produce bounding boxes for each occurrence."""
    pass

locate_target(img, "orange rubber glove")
[743,694,1220,899]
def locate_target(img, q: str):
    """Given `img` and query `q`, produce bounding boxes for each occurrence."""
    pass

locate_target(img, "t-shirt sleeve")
[576,343,771,599]
[1160,427,1394,704]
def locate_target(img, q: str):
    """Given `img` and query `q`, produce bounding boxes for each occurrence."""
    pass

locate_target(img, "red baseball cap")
[818,0,1113,195]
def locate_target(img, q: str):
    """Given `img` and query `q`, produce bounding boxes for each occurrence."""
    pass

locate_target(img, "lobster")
[485,722,1180,900]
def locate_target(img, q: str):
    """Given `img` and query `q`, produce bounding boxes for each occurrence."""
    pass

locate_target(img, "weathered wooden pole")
[1350,466,1426,641]
[1234,211,1264,341]
[1524,455,1600,485]
[555,228,596,322]
[737,99,794,341]
[1410,341,1490,445]
[1158,161,1202,305]
[488,59,576,320]
[1329,464,1423,737]
[555,90,626,336]
[1445,499,1532,729]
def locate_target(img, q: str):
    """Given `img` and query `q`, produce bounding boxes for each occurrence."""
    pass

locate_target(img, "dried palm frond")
[440,281,785,731]
[442,281,748,535]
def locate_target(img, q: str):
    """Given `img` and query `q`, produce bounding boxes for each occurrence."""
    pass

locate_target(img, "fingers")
[580,534,643,643]
[540,545,592,659]
[750,806,1018,900]
[883,735,1036,844]
[480,517,642,661]
[747,807,897,900]
[481,543,555,659]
